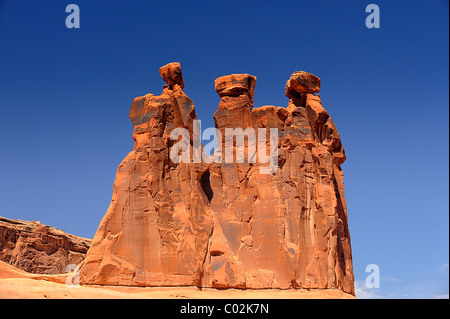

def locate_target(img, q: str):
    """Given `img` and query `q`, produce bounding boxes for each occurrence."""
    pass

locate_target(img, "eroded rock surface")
[0,216,91,274]
[80,63,354,295]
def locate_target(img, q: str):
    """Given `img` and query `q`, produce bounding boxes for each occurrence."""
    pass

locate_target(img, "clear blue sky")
[0,0,448,299]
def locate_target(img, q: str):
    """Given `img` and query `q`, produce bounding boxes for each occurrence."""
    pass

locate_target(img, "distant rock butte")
[0,216,91,274]
[79,62,354,295]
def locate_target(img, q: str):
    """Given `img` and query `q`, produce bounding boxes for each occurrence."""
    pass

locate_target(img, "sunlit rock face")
[79,62,354,295]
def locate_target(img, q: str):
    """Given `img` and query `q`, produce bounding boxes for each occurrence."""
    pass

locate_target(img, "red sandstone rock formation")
[79,63,354,295]
[0,216,91,274]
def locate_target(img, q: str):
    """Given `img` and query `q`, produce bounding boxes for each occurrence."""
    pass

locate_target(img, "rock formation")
[0,216,91,274]
[80,62,354,295]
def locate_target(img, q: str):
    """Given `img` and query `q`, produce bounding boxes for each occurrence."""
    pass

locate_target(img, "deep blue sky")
[0,0,448,298]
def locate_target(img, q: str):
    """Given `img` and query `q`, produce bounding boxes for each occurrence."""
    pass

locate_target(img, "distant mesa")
[0,216,91,275]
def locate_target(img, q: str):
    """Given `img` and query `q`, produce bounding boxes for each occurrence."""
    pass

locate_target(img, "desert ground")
[0,261,354,299]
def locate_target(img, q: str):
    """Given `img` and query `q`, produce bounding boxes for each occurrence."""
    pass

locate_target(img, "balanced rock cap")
[215,73,256,97]
[159,62,185,89]
[285,71,320,98]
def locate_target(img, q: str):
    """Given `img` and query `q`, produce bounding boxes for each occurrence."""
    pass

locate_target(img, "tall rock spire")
[79,63,354,295]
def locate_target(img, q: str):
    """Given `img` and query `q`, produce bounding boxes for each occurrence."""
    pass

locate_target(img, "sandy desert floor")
[0,261,355,299]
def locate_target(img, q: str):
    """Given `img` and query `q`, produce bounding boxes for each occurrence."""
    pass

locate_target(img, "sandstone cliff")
[0,216,91,274]
[79,63,354,295]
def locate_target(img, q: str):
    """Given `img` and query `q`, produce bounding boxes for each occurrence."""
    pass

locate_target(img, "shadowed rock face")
[80,63,354,295]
